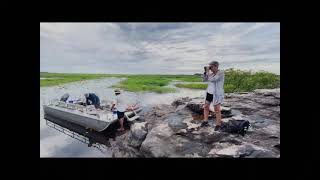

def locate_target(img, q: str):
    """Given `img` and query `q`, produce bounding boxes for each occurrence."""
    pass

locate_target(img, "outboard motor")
[60,93,70,102]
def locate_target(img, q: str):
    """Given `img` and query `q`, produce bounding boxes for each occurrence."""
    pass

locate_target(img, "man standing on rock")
[110,89,127,132]
[202,61,225,131]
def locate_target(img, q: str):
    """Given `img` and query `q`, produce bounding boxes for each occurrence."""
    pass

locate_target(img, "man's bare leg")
[117,118,125,131]
[203,101,211,122]
[201,101,211,127]
[214,104,221,126]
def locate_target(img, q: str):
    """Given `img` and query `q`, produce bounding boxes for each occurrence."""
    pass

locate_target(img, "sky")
[40,23,280,75]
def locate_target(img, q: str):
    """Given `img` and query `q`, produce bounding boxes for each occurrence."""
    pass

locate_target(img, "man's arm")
[207,70,224,82]
[202,67,210,81]
[110,104,115,111]
[110,98,116,111]
[202,72,208,82]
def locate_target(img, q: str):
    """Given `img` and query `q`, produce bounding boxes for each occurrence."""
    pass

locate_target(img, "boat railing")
[53,101,87,112]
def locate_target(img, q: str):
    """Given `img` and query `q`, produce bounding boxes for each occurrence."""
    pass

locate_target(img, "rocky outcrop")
[184,98,233,118]
[171,97,192,107]
[109,88,280,158]
[224,88,280,120]
[208,142,277,158]
[254,88,280,99]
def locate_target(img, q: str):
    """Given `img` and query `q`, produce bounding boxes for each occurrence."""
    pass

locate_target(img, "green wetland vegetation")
[40,69,280,93]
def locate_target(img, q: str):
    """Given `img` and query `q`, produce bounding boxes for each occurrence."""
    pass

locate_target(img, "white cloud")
[220,23,243,30]
[40,23,280,74]
[235,23,269,38]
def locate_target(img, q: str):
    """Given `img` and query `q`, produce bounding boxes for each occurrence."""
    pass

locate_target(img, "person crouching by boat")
[202,60,225,131]
[110,89,127,132]
[84,93,101,109]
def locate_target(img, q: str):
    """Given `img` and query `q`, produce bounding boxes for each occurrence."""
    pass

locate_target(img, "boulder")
[168,115,188,131]
[140,123,177,157]
[131,122,148,140]
[140,123,212,157]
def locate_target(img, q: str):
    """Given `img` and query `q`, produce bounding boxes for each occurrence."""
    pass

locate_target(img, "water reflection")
[40,78,205,157]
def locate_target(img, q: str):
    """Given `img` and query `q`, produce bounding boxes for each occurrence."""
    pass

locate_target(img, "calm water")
[40,78,205,157]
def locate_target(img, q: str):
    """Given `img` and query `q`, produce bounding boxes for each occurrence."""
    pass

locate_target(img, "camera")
[204,66,210,71]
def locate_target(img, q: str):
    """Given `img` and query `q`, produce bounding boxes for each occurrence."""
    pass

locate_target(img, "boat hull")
[43,104,142,132]
[43,105,114,132]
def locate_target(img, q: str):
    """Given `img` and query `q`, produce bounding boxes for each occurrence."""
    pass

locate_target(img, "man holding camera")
[202,61,225,131]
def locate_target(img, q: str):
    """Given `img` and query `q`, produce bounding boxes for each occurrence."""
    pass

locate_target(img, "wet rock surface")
[110,88,280,158]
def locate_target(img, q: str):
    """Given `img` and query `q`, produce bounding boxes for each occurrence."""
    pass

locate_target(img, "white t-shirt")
[203,70,225,96]
[114,94,127,112]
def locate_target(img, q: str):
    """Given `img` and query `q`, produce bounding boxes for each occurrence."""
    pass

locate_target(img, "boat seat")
[124,110,140,122]
[126,115,140,122]
[134,108,143,113]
